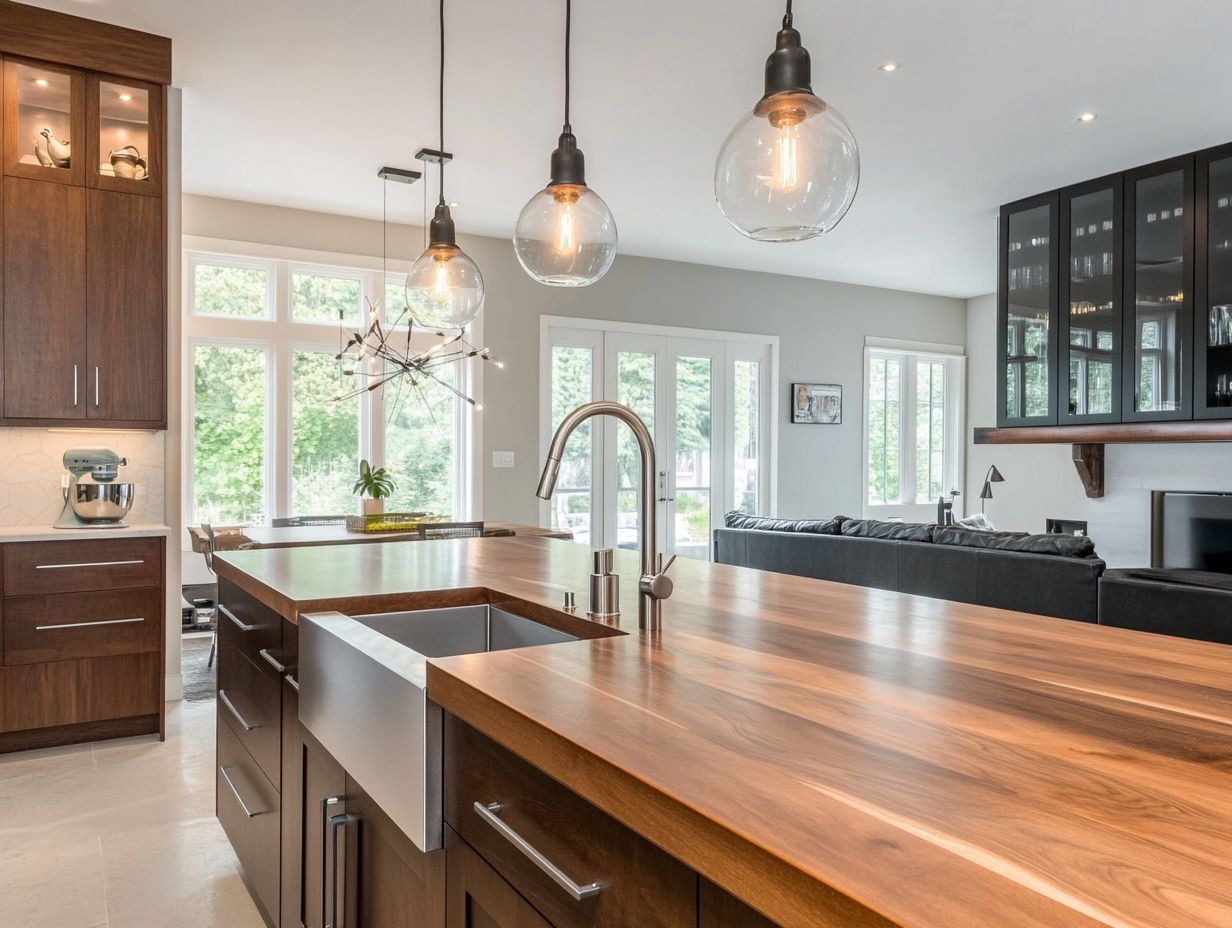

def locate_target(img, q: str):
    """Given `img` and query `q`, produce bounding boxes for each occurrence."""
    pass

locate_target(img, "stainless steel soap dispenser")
[588,548,620,620]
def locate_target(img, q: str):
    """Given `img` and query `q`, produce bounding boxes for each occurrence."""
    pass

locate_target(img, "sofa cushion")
[1100,570,1232,644]
[841,519,934,542]
[934,526,1097,559]
[1117,568,1232,591]
[723,512,847,535]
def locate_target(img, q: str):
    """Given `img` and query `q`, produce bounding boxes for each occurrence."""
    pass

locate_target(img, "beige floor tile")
[0,835,108,928]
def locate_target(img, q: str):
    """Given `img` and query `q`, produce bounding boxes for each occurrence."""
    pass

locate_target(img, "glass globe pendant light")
[513,0,617,286]
[714,0,859,242]
[406,0,485,329]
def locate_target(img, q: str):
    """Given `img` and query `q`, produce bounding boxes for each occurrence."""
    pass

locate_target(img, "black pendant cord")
[437,0,446,207]
[783,0,793,28]
[563,0,571,134]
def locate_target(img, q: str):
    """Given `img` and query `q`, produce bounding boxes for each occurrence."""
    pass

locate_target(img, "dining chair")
[418,521,485,540]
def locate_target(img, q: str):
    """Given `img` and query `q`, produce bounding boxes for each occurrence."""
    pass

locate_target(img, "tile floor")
[0,700,265,928]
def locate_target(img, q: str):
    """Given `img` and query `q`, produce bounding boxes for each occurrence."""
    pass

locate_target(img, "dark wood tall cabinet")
[0,5,170,429]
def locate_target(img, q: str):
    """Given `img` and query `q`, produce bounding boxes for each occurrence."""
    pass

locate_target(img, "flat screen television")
[1151,491,1232,573]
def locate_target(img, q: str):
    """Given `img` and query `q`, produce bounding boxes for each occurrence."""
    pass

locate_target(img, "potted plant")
[353,459,396,517]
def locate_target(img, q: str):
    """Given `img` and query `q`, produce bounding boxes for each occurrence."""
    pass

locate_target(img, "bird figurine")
[39,128,70,168]
[33,137,54,167]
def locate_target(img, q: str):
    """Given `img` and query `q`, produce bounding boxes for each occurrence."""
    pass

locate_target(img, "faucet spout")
[536,401,674,630]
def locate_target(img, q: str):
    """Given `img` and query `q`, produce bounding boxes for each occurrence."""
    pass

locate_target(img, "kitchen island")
[214,536,1232,928]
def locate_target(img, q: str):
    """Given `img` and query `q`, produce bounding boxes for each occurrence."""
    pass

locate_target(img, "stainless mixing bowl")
[69,482,135,523]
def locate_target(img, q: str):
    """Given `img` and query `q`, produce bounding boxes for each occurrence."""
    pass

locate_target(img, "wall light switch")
[492,451,515,468]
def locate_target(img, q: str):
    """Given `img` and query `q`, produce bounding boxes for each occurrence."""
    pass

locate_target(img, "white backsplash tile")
[0,429,164,527]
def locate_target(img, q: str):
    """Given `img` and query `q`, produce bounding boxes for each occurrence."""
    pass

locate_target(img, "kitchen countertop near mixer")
[0,523,170,542]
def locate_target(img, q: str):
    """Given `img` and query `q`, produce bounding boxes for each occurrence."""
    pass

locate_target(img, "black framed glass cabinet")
[1195,143,1232,419]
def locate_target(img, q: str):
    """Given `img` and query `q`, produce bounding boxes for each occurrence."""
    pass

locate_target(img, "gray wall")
[183,195,965,524]
[965,293,1232,566]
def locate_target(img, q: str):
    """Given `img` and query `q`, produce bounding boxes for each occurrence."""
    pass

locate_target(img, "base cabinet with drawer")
[0,536,166,753]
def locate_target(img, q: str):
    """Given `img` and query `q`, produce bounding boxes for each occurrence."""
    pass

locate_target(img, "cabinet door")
[2,58,87,187]
[300,729,348,928]
[700,880,780,928]
[997,193,1059,426]
[2,176,85,419]
[446,828,553,928]
[347,774,446,928]
[86,188,164,424]
[1059,177,1123,423]
[1194,143,1232,418]
[1123,156,1194,421]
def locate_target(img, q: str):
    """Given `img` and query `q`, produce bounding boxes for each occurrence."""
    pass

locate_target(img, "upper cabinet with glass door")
[2,58,86,185]
[88,75,161,195]
[1122,157,1193,421]
[997,194,1059,426]
[1195,144,1232,419]
[1059,178,1122,423]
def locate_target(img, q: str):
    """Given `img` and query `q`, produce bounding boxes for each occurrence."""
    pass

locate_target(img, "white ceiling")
[29,0,1232,298]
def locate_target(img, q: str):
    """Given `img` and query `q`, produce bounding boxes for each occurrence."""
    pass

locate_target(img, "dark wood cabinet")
[2,176,85,419]
[86,188,164,424]
[299,728,347,928]
[699,881,780,928]
[998,193,1059,426]
[446,828,552,928]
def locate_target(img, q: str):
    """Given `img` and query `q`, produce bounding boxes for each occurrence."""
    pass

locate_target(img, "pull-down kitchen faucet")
[536,401,675,630]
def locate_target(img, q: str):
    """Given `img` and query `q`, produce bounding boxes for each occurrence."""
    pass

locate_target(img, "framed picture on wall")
[791,382,842,424]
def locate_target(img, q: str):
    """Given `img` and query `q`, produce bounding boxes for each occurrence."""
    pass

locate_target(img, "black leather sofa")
[1098,569,1232,644]
[713,514,1106,623]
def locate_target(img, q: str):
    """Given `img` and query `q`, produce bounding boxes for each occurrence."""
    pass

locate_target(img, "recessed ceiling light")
[878,62,899,72]
[34,79,49,88]
[119,93,132,102]
[1077,112,1098,123]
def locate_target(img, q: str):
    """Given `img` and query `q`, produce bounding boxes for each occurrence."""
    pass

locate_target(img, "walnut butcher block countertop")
[214,537,1232,928]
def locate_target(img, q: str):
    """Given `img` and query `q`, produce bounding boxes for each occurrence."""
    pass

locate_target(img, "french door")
[541,319,775,560]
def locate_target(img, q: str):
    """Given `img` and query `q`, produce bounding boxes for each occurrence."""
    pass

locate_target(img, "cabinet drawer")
[4,538,163,595]
[3,588,162,664]
[218,644,282,790]
[1,652,159,731]
[444,715,697,928]
[217,717,281,926]
[218,578,285,683]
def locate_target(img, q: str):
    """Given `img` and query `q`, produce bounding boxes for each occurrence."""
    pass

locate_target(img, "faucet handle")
[641,553,677,601]
[657,553,677,575]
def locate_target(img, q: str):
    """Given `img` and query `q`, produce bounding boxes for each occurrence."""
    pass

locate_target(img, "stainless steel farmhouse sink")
[299,604,581,852]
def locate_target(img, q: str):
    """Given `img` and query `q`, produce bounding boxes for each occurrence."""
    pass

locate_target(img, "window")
[864,343,964,519]
[184,250,475,527]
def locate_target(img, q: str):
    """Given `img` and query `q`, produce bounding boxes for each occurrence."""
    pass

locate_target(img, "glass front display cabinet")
[998,194,1059,426]
[1122,157,1193,421]
[2,58,85,185]
[88,74,158,193]
[1059,179,1122,423]
[1196,145,1232,418]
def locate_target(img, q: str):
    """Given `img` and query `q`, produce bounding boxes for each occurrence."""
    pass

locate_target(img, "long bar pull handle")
[94,366,100,408]
[473,802,601,901]
[284,673,300,692]
[218,689,259,731]
[73,364,78,407]
[36,616,143,631]
[258,648,287,673]
[328,811,360,928]
[219,766,265,818]
[218,604,257,632]
[35,559,143,570]
[322,796,345,928]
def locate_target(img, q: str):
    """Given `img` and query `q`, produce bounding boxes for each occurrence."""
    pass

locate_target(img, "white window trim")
[862,338,966,520]
[538,315,780,544]
[183,239,480,527]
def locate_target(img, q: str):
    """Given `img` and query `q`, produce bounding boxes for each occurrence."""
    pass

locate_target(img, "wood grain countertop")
[214,537,1232,928]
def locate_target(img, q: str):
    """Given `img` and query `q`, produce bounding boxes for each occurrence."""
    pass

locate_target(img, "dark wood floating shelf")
[973,421,1232,498]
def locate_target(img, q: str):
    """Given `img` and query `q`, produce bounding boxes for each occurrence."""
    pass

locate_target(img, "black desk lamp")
[980,465,1005,513]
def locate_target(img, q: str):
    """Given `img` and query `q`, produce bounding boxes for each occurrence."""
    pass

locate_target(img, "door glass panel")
[1204,157,1232,408]
[98,81,150,181]
[616,351,655,550]
[15,63,73,173]
[291,350,359,516]
[674,356,712,559]
[1066,188,1116,416]
[1005,205,1052,419]
[914,361,945,501]
[867,356,901,505]
[732,360,760,514]
[549,346,594,543]
[192,345,267,524]
[292,272,362,323]
[385,366,455,516]
[1132,170,1185,414]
